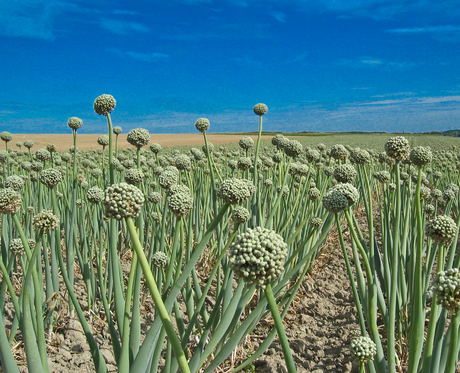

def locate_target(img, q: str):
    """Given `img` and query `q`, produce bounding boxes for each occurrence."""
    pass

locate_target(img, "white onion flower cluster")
[384,136,410,161]
[97,135,109,147]
[4,175,25,191]
[237,156,252,170]
[330,144,349,161]
[174,154,192,171]
[195,118,210,133]
[9,238,36,256]
[232,206,251,224]
[0,188,22,214]
[87,186,105,203]
[167,184,193,217]
[33,210,59,233]
[239,137,254,150]
[104,183,145,220]
[217,178,255,205]
[1,131,12,143]
[334,164,357,183]
[431,268,460,313]
[67,117,83,130]
[147,191,162,204]
[410,146,432,166]
[350,336,377,365]
[94,94,116,116]
[373,171,391,184]
[309,187,321,201]
[35,148,51,162]
[350,148,371,165]
[152,252,168,268]
[426,215,457,244]
[150,143,162,154]
[253,103,268,116]
[39,168,63,189]
[159,169,179,189]
[229,227,287,288]
[305,148,321,163]
[323,183,359,213]
[284,140,303,158]
[124,168,145,185]
[127,128,150,148]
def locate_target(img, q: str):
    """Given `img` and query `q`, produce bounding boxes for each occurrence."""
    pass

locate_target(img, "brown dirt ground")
[11,134,273,152]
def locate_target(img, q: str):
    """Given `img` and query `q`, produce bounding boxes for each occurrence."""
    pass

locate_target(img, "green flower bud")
[239,136,254,150]
[124,168,145,185]
[4,175,25,191]
[97,135,110,147]
[426,215,457,244]
[113,126,122,135]
[334,164,357,183]
[104,183,145,220]
[330,144,349,161]
[431,268,460,313]
[410,146,432,166]
[229,227,287,288]
[350,336,377,365]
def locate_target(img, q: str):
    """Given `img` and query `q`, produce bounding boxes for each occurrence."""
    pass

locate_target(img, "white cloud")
[387,25,460,34]
[338,56,416,71]
[107,49,171,62]
[269,10,286,22]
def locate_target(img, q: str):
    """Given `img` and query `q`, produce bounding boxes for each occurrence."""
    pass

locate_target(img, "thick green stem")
[264,283,297,373]
[125,217,191,373]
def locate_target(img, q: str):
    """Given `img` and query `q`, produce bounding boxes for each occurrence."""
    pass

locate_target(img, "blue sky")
[1,0,460,134]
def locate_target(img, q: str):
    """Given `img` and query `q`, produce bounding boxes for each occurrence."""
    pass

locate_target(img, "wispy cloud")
[107,48,171,62]
[0,0,80,40]
[269,10,286,22]
[338,56,416,71]
[387,25,460,34]
[113,9,138,16]
[100,19,149,35]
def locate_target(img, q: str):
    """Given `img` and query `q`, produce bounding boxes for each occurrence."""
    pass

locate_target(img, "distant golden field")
[11,133,273,151]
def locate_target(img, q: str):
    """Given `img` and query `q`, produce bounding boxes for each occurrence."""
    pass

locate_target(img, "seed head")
[147,191,162,204]
[113,126,122,135]
[33,210,59,233]
[87,186,105,203]
[174,154,192,171]
[310,217,323,229]
[67,117,83,130]
[217,178,255,205]
[374,171,391,184]
[253,103,268,116]
[152,252,168,268]
[23,140,34,149]
[384,136,410,161]
[239,136,255,150]
[94,94,116,116]
[4,175,25,191]
[308,187,321,201]
[284,140,303,158]
[195,118,210,133]
[0,132,12,143]
[232,206,251,224]
[97,135,110,147]
[159,169,179,189]
[35,148,51,162]
[0,188,22,214]
[124,168,145,185]
[237,156,252,171]
[127,128,150,148]
[167,185,193,217]
[410,146,432,167]
[330,144,349,161]
[426,215,457,244]
[334,164,357,183]
[150,143,162,154]
[431,268,460,314]
[104,183,145,220]
[229,227,287,288]
[39,168,63,189]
